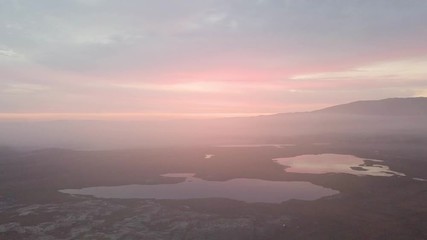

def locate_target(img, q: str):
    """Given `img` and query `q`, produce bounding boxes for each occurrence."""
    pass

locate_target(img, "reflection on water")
[273,154,405,177]
[204,154,214,159]
[217,144,296,148]
[161,173,195,178]
[413,178,427,182]
[60,174,338,203]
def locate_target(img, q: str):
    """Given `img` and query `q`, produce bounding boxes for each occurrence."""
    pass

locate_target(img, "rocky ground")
[1,142,427,239]
[0,197,290,240]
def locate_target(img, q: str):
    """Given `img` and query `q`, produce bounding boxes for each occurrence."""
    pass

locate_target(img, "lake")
[273,154,405,177]
[60,173,338,203]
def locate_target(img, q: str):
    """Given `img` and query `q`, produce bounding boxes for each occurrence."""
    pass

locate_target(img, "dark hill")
[311,97,427,116]
[1,97,427,149]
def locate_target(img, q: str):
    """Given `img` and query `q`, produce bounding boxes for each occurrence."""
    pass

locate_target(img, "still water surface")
[273,154,405,177]
[60,154,406,203]
[60,173,337,203]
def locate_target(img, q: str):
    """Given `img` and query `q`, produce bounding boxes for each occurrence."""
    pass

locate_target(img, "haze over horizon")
[2,3,427,239]
[1,0,427,120]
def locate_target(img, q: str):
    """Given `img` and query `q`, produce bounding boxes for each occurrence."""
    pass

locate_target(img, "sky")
[1,0,427,120]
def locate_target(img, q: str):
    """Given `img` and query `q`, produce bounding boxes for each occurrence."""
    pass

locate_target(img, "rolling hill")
[312,97,427,116]
[0,97,426,149]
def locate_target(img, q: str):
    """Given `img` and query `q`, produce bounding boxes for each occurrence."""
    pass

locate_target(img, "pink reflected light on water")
[273,154,405,177]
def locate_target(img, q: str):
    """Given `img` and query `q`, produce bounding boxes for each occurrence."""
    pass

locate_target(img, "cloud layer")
[1,0,427,119]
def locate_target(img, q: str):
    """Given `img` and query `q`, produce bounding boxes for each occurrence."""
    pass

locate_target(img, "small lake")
[217,144,296,148]
[273,154,405,177]
[60,173,338,203]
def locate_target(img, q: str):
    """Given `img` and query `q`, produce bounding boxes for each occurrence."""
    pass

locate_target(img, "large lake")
[59,154,406,203]
[60,173,338,203]
[273,154,405,177]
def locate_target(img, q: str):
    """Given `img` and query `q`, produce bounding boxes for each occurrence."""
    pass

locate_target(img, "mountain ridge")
[309,97,427,116]
[1,97,426,149]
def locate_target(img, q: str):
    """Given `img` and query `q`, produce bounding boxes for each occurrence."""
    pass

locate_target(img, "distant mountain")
[311,97,427,116]
[0,97,426,149]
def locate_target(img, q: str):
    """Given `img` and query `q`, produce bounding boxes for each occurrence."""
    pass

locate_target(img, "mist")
[2,99,426,150]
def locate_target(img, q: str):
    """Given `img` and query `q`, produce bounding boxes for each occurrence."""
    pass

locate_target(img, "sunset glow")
[1,0,427,120]
[0,112,273,121]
